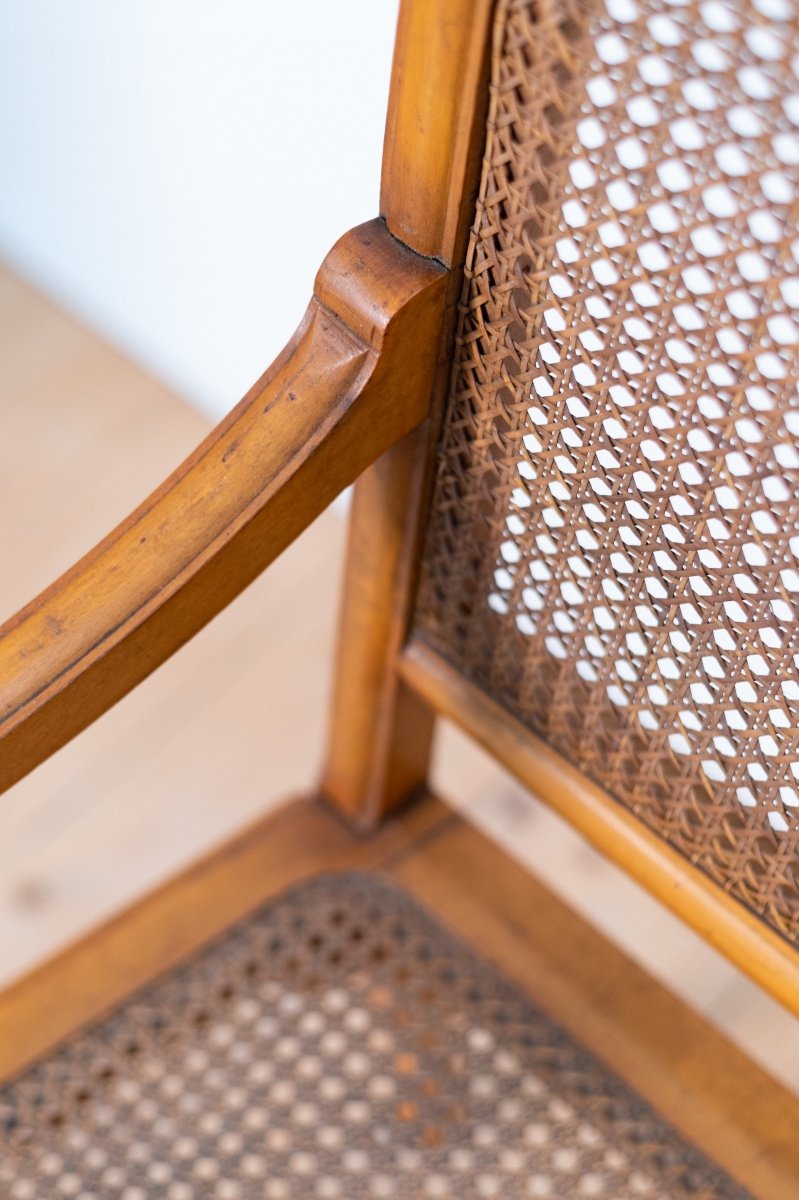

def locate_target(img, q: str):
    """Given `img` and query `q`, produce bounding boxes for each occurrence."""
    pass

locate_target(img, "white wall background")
[0,1,399,420]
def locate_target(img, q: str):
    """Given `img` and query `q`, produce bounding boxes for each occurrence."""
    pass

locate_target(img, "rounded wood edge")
[0,793,452,1084]
[0,224,447,800]
[323,0,496,827]
[390,813,799,1200]
[398,637,799,1018]
[380,0,495,264]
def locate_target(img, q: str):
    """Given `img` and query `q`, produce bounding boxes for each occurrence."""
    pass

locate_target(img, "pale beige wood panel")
[0,222,446,803]
[0,797,451,1083]
[0,270,209,620]
[0,264,348,985]
[1,261,798,1105]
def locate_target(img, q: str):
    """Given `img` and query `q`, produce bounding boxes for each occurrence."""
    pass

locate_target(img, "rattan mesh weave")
[414,0,799,941]
[0,873,746,1198]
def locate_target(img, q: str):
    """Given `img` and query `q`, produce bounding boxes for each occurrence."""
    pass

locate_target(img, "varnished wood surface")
[2,788,798,1198]
[0,221,446,800]
[381,0,495,263]
[3,32,791,1195]
[394,809,799,1200]
[0,795,450,1082]
[0,275,208,626]
[323,427,436,825]
[324,0,495,826]
[400,637,799,1021]
[0,263,349,986]
[2,261,799,1106]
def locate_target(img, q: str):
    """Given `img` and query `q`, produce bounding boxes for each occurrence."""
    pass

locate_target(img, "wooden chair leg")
[321,0,494,830]
[321,427,435,830]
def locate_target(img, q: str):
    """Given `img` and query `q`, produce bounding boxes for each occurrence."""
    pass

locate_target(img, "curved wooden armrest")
[0,220,446,797]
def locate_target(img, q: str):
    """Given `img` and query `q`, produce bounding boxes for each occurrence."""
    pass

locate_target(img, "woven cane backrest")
[413,0,799,942]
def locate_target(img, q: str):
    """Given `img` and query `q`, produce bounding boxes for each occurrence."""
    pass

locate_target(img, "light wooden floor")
[1,264,798,1095]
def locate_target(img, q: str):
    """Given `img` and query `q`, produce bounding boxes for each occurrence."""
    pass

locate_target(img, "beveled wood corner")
[0,220,446,799]
[2,791,798,1200]
[399,637,799,1020]
[321,0,495,827]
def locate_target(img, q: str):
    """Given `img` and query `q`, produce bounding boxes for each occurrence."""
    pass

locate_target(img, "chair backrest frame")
[324,0,799,1018]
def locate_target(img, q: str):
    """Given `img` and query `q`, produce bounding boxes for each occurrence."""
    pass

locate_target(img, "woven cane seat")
[1,874,745,1199]
[414,0,799,943]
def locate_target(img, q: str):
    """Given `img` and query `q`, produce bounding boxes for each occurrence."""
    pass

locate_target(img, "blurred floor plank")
[0,264,349,984]
[1,262,798,1097]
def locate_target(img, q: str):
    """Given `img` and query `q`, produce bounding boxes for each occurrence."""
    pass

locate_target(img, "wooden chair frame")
[2,4,799,1196]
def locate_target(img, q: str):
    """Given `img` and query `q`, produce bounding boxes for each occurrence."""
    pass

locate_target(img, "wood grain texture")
[0,221,445,800]
[323,427,436,826]
[323,1,495,827]
[392,811,799,1200]
[381,0,496,263]
[0,270,209,625]
[400,637,799,1020]
[3,3,792,1187]
[0,795,450,1083]
[5,266,798,1100]
[4,788,797,1198]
